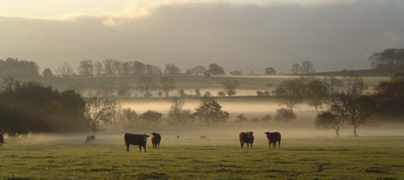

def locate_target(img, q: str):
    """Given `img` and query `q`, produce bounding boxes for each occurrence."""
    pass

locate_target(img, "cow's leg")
[240,142,244,148]
[139,145,142,152]
[278,141,281,148]
[126,144,130,152]
[144,145,147,153]
[251,143,253,149]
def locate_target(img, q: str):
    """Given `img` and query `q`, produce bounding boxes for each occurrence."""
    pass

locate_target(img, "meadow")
[1,137,403,180]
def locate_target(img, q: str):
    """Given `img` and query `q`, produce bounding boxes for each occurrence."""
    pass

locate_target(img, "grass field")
[1,137,403,180]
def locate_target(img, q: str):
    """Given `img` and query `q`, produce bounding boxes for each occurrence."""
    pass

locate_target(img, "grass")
[1,138,403,179]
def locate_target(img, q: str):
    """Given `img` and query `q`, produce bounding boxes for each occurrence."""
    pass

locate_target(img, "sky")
[1,0,404,73]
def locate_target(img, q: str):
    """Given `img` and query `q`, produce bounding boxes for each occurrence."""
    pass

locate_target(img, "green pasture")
[1,138,403,179]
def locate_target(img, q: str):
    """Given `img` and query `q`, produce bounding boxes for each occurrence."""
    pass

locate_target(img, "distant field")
[1,138,403,179]
[13,75,389,97]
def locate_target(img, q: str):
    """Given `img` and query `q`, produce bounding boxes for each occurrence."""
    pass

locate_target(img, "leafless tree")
[137,76,157,97]
[222,79,239,97]
[291,63,300,74]
[323,76,343,95]
[55,62,74,77]
[299,61,315,74]
[167,97,194,124]
[159,76,176,97]
[94,61,103,77]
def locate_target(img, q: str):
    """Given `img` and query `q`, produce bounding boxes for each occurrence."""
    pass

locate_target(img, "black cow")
[239,131,254,148]
[85,135,95,144]
[265,132,281,149]
[151,132,161,149]
[124,133,150,153]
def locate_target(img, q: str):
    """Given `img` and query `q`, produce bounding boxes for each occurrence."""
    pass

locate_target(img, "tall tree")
[344,73,366,96]
[194,98,229,125]
[132,61,145,75]
[323,76,343,95]
[77,60,94,77]
[55,62,74,77]
[368,48,404,69]
[372,80,404,120]
[103,59,116,77]
[207,63,225,75]
[137,76,157,97]
[299,61,315,74]
[83,95,116,135]
[160,76,176,97]
[306,79,329,112]
[315,111,344,137]
[167,97,194,124]
[276,79,305,111]
[164,63,181,75]
[222,79,239,97]
[42,68,54,77]
[264,67,277,75]
[139,110,162,124]
[94,61,103,77]
[329,93,376,137]
[291,63,300,74]
[190,66,207,75]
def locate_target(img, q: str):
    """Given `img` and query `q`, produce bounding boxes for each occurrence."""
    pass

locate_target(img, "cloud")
[1,0,404,73]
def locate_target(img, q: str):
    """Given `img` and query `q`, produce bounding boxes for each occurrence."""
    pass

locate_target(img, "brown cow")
[265,132,281,149]
[124,133,150,153]
[239,131,254,148]
[151,132,161,149]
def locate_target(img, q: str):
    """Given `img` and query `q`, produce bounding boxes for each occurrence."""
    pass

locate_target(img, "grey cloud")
[1,0,404,73]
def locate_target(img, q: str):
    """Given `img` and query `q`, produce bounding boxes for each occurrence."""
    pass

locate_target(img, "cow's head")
[247,131,254,137]
[151,132,159,136]
[264,132,271,138]
[143,134,150,142]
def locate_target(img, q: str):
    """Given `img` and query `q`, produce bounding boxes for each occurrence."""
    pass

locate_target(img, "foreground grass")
[1,139,403,179]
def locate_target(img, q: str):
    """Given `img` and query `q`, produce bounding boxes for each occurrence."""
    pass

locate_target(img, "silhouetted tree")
[42,68,54,77]
[315,111,344,137]
[306,79,329,112]
[344,73,366,96]
[372,80,404,120]
[77,60,94,77]
[132,61,145,75]
[194,99,229,125]
[139,110,162,124]
[189,66,207,75]
[160,76,176,97]
[164,63,181,75]
[323,76,343,95]
[83,95,116,134]
[195,88,201,97]
[235,114,248,124]
[55,62,74,77]
[274,108,296,123]
[329,93,376,137]
[291,63,300,74]
[299,61,315,73]
[276,79,305,111]
[265,67,276,75]
[222,79,239,97]
[207,63,225,75]
[369,48,404,69]
[121,107,138,127]
[137,76,157,97]
[167,97,194,124]
[261,115,272,124]
[94,61,103,77]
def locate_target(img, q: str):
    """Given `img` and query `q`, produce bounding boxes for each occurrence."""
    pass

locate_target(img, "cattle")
[124,133,150,153]
[200,136,207,139]
[265,132,281,149]
[176,135,180,139]
[0,131,4,147]
[151,132,161,149]
[239,131,254,148]
[85,135,95,144]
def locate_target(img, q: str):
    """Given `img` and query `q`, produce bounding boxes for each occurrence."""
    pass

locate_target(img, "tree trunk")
[335,128,340,138]
[353,125,358,137]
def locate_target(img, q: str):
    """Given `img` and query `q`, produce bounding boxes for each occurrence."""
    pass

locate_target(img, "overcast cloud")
[1,0,404,73]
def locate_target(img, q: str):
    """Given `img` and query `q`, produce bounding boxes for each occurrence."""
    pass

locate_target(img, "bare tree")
[159,76,176,97]
[344,73,366,96]
[55,62,74,77]
[291,63,300,74]
[190,66,207,75]
[299,61,315,74]
[167,97,194,124]
[103,59,115,77]
[83,95,116,135]
[77,60,94,77]
[222,79,239,97]
[137,76,157,97]
[323,76,343,95]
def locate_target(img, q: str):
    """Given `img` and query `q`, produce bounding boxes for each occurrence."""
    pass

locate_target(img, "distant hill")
[307,69,401,77]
